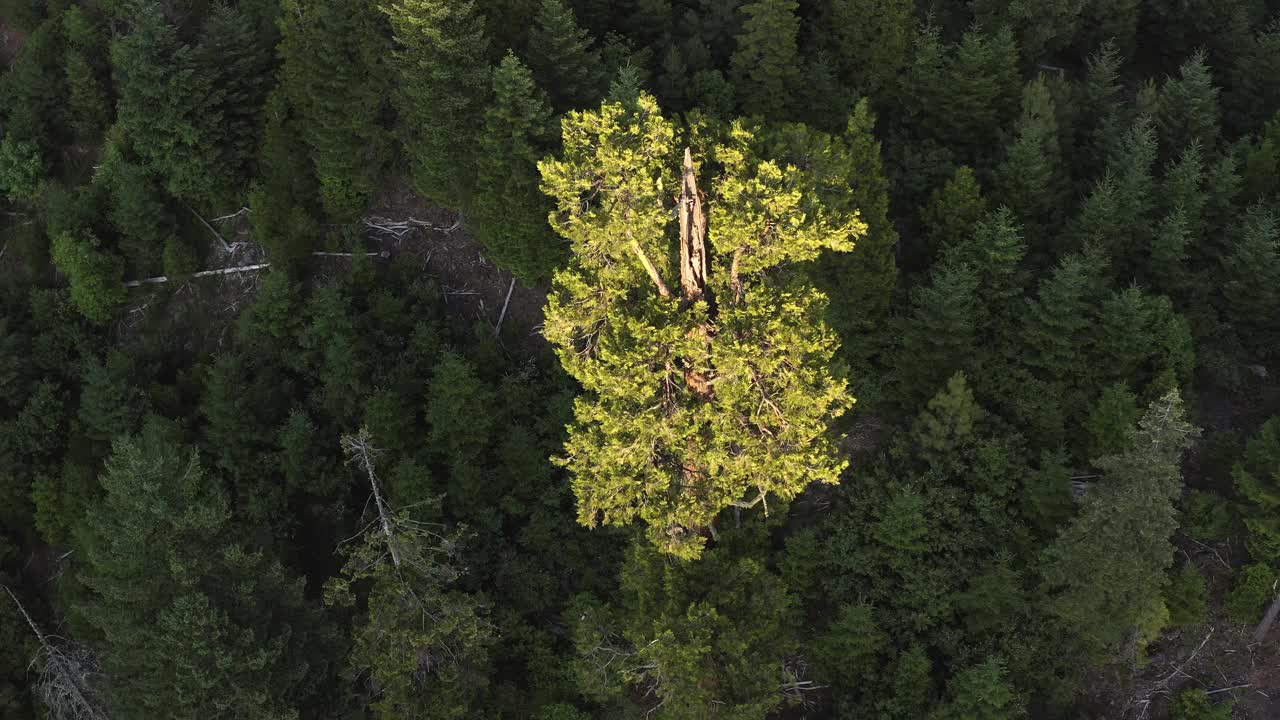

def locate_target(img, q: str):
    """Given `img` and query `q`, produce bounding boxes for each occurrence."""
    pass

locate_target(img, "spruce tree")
[540,94,860,558]
[49,231,126,324]
[384,0,492,208]
[527,0,604,111]
[471,53,563,283]
[1218,206,1280,359]
[895,263,981,407]
[933,25,1020,162]
[729,0,801,119]
[60,6,112,140]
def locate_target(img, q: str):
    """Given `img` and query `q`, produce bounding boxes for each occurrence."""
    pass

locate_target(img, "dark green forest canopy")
[2,1,1280,719]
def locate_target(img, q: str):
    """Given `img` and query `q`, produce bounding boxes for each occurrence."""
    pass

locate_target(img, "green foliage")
[384,0,492,208]
[1085,382,1140,460]
[1170,688,1234,720]
[49,230,126,323]
[278,0,388,220]
[60,5,113,140]
[1155,50,1220,163]
[995,75,1064,245]
[541,94,858,558]
[1226,562,1278,624]
[1233,418,1280,564]
[1165,563,1209,627]
[570,538,799,719]
[74,421,329,718]
[1040,391,1198,662]
[471,53,562,283]
[829,0,912,101]
[729,0,801,119]
[922,165,988,262]
[527,0,603,111]
[931,657,1022,720]
[0,135,43,202]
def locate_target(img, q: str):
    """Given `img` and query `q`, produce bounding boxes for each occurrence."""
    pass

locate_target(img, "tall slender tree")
[384,0,493,208]
[729,0,801,119]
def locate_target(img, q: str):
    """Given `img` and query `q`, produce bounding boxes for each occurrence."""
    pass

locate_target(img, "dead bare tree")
[340,428,403,569]
[3,586,109,720]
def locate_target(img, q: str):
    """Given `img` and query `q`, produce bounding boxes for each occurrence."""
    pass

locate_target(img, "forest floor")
[1099,535,1280,719]
[117,184,551,357]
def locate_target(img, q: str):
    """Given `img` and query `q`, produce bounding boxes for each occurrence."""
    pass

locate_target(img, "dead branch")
[678,147,707,303]
[3,585,109,720]
[1160,628,1214,687]
[210,207,251,223]
[185,203,231,252]
[630,234,672,298]
[494,276,516,337]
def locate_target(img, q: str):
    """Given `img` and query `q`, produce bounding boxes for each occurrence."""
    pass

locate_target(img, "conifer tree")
[995,75,1064,247]
[60,6,112,140]
[973,0,1083,63]
[1078,40,1127,181]
[933,25,1020,162]
[933,657,1022,720]
[1040,391,1197,663]
[527,0,604,111]
[895,263,981,407]
[1225,19,1280,136]
[49,231,125,324]
[570,538,800,718]
[278,0,389,220]
[540,94,861,558]
[74,422,330,718]
[1218,206,1280,359]
[829,0,912,101]
[729,0,801,119]
[471,53,563,283]
[922,166,988,262]
[1234,418,1280,565]
[1156,50,1220,163]
[384,0,492,208]
[808,101,899,368]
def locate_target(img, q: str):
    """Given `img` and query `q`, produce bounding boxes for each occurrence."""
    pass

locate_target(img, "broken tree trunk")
[1252,589,1280,644]
[123,262,272,288]
[494,276,517,337]
[678,147,708,303]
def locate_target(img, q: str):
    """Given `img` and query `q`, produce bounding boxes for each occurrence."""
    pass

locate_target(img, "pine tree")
[1225,19,1280,136]
[1040,391,1198,663]
[471,53,563,283]
[325,429,493,719]
[527,0,604,111]
[994,75,1064,248]
[384,0,492,208]
[249,92,323,270]
[1078,40,1127,181]
[0,19,66,153]
[278,0,389,220]
[932,657,1022,720]
[1019,252,1099,382]
[1218,206,1280,359]
[1078,117,1157,276]
[1156,50,1220,163]
[829,0,912,101]
[540,94,860,557]
[729,0,801,119]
